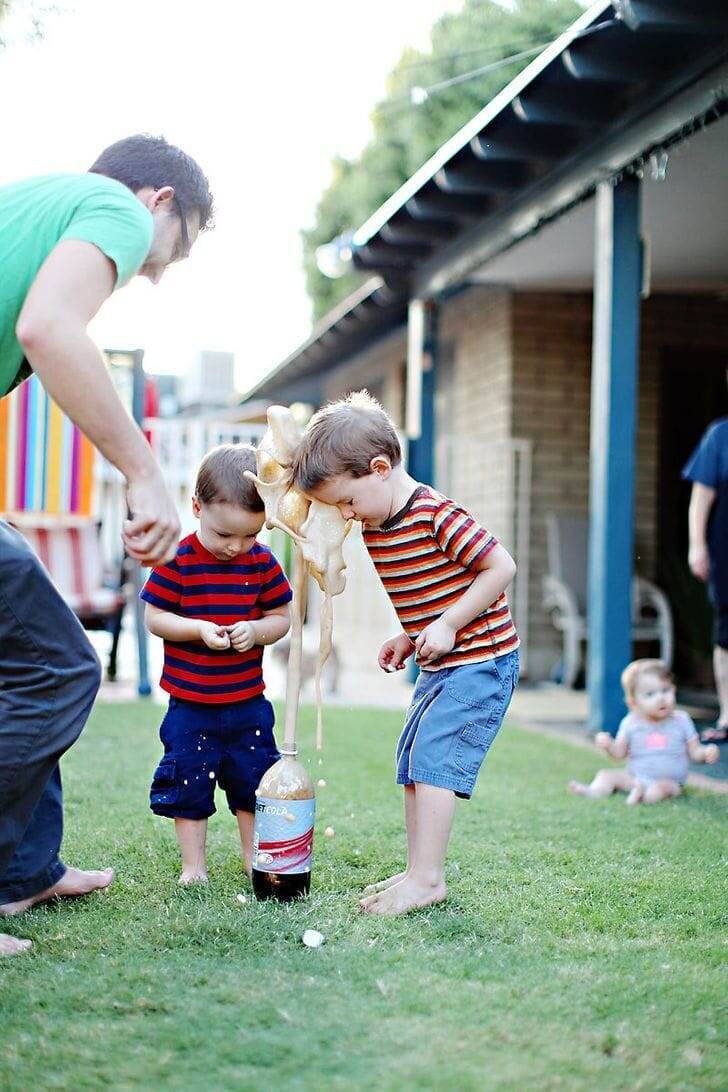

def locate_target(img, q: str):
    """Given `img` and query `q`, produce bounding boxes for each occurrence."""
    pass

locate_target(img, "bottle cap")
[279,748,298,757]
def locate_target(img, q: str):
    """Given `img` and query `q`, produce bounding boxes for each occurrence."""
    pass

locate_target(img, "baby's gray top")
[616,710,697,784]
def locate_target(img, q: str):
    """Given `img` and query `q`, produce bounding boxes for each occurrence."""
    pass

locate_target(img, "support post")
[131,348,151,697]
[406,299,437,485]
[406,300,437,682]
[587,176,642,734]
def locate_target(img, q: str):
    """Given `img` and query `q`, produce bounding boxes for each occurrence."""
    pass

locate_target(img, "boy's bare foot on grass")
[0,866,114,916]
[361,871,407,897]
[568,780,594,798]
[359,875,447,916]
[179,871,208,886]
[0,933,32,956]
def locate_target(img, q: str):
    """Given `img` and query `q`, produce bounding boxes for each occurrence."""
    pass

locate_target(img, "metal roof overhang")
[245,0,728,403]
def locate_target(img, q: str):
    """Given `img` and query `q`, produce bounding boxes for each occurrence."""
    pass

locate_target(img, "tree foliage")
[302,0,583,321]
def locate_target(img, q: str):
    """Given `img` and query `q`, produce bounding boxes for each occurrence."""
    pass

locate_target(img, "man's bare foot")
[0,933,32,956]
[568,780,594,798]
[179,870,208,886]
[361,871,407,897]
[0,866,114,916]
[359,876,447,916]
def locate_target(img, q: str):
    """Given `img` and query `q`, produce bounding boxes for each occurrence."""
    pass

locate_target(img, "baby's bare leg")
[568,769,635,799]
[643,779,682,804]
[236,810,255,878]
[175,818,208,884]
[362,785,415,896]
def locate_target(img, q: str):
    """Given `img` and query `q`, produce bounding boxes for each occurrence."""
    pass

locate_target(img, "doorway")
[658,347,727,684]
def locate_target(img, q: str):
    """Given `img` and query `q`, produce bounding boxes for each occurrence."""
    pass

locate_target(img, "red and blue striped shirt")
[140,532,292,704]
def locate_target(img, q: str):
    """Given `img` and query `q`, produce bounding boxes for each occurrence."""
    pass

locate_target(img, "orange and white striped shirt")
[363,485,519,671]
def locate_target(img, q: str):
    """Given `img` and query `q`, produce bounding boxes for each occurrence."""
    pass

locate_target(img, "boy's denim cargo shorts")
[396,649,519,798]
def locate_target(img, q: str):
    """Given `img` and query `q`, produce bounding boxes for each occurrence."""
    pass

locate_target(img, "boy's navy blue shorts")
[150,695,280,820]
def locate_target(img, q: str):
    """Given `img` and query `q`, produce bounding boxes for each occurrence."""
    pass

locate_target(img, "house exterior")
[243,0,728,731]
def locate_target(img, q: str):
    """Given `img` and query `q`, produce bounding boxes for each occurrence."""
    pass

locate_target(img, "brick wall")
[437,287,514,542]
[300,286,728,685]
[510,290,728,680]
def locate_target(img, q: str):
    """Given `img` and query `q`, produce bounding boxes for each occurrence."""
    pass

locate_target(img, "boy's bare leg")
[642,779,682,804]
[360,783,452,915]
[362,784,416,896]
[568,769,635,799]
[236,810,254,879]
[175,818,208,884]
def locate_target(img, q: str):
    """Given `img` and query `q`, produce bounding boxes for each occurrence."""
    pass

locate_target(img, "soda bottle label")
[253,796,315,875]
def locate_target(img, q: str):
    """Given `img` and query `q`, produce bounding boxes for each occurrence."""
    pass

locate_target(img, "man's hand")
[198,621,231,650]
[688,546,710,583]
[378,633,414,673]
[124,470,181,565]
[415,619,456,665]
[227,621,256,653]
[595,732,613,753]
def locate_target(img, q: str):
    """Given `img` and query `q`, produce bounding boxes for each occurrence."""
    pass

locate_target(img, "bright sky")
[0,0,462,394]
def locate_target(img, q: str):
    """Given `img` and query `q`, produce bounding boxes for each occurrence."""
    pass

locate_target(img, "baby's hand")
[704,743,720,765]
[595,732,613,753]
[227,620,256,652]
[415,619,456,665]
[198,621,231,650]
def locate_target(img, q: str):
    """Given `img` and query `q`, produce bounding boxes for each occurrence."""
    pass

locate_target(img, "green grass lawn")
[1,701,726,1091]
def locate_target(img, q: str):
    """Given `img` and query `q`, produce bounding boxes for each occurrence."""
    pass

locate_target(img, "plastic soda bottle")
[252,750,316,901]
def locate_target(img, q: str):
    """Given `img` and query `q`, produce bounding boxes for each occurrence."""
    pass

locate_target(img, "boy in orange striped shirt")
[293,390,519,916]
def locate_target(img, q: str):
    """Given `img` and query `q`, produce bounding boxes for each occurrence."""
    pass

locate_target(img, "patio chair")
[6,513,127,680]
[542,512,673,688]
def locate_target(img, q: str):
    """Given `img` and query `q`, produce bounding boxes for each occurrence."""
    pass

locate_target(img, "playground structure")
[0,354,265,695]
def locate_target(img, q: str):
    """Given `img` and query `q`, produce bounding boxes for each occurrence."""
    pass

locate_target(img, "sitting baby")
[569,658,719,805]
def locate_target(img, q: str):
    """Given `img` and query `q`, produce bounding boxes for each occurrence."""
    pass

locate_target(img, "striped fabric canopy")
[0,375,95,515]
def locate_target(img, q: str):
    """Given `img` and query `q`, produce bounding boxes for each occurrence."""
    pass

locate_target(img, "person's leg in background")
[0,521,109,954]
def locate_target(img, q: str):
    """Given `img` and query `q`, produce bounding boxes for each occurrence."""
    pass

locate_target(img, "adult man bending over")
[0,135,212,955]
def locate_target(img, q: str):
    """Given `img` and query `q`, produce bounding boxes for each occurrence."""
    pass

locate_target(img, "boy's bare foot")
[0,933,32,956]
[0,866,114,915]
[568,780,593,798]
[361,871,407,897]
[179,871,208,886]
[359,876,447,916]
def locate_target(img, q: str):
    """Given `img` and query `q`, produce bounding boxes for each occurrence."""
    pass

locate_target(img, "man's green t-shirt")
[0,173,154,397]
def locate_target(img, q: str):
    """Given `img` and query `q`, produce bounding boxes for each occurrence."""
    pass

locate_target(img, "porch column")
[406,299,437,682]
[405,299,437,485]
[587,176,642,734]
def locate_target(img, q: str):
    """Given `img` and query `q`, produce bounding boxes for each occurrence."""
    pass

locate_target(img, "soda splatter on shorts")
[150,695,279,819]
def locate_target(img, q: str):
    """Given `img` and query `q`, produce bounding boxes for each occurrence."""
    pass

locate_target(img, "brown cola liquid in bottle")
[252,750,316,901]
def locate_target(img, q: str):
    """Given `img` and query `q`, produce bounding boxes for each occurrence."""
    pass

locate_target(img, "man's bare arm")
[688,482,716,582]
[16,240,180,563]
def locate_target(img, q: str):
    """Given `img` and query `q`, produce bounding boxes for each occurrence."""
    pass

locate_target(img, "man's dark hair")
[89,134,214,230]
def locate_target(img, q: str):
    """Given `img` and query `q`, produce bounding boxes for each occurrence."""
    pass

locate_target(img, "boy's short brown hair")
[620,658,673,702]
[194,444,264,512]
[292,390,401,491]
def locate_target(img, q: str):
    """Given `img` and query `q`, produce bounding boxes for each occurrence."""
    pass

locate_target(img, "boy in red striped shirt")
[293,391,519,916]
[141,445,292,885]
